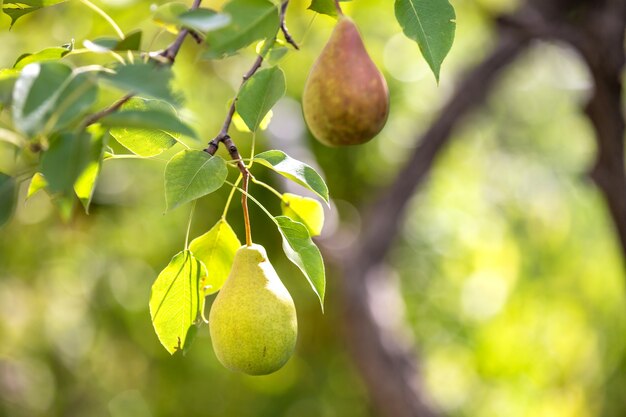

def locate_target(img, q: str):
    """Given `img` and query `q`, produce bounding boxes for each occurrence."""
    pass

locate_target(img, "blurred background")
[1,0,625,416]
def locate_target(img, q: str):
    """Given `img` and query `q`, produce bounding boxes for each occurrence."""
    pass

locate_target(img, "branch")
[577,1,626,261]
[280,0,299,50]
[333,25,531,417]
[159,0,203,63]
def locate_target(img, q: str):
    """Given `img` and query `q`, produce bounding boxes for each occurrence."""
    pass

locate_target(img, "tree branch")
[280,0,299,50]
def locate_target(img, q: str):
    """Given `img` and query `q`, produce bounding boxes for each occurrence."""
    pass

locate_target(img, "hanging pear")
[302,16,390,147]
[209,244,297,375]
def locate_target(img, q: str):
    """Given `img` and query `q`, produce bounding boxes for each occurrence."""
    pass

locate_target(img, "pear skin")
[209,244,297,375]
[303,16,390,146]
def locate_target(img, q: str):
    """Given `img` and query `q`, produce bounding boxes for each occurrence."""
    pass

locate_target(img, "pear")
[302,16,390,147]
[209,244,297,375]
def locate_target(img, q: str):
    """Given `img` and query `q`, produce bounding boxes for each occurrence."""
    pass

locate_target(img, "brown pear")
[302,16,389,147]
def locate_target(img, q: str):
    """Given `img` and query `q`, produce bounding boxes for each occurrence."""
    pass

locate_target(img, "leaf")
[2,0,67,26]
[189,219,241,294]
[178,9,231,33]
[100,62,178,104]
[232,110,273,132]
[307,0,351,17]
[100,109,197,139]
[84,31,143,52]
[109,98,180,157]
[150,250,207,355]
[0,69,18,108]
[27,172,47,199]
[153,2,189,33]
[52,70,99,131]
[236,66,285,132]
[204,0,279,59]
[14,43,73,70]
[40,132,91,195]
[12,62,73,137]
[254,150,329,203]
[274,216,325,309]
[74,127,107,213]
[165,150,228,211]
[394,0,456,82]
[0,173,17,228]
[282,193,325,237]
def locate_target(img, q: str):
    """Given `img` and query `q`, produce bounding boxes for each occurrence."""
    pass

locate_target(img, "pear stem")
[333,0,344,16]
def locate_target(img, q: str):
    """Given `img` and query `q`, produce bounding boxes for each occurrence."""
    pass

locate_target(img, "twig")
[280,1,299,50]
[205,54,265,154]
[334,0,344,16]
[83,93,134,127]
[159,0,203,62]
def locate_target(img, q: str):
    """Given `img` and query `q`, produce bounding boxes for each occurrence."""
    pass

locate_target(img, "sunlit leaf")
[74,127,107,213]
[27,172,47,199]
[254,150,329,203]
[236,66,285,132]
[204,0,279,59]
[0,173,17,228]
[165,150,228,211]
[150,250,207,354]
[281,193,325,237]
[273,215,325,309]
[109,98,180,157]
[307,0,351,17]
[0,69,18,108]
[189,219,241,294]
[2,0,67,26]
[100,109,197,139]
[13,43,73,70]
[395,0,456,82]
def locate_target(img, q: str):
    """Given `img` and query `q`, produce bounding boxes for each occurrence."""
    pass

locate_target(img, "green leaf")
[74,127,107,213]
[189,219,241,294]
[236,66,285,132]
[40,132,91,195]
[109,98,180,157]
[274,216,325,309]
[0,69,18,109]
[2,0,67,26]
[100,109,197,139]
[165,150,228,211]
[394,0,456,82]
[27,172,47,199]
[100,62,178,104]
[281,193,325,237]
[150,250,207,355]
[84,31,143,52]
[204,0,279,59]
[14,43,73,70]
[153,2,188,32]
[308,0,351,17]
[254,150,329,203]
[178,9,231,33]
[12,62,73,137]
[52,70,99,131]
[0,173,17,228]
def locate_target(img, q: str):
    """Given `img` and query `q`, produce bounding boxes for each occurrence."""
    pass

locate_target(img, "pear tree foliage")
[0,0,456,356]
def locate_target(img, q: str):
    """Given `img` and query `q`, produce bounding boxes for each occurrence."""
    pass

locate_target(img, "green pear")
[302,16,390,147]
[209,244,297,375]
